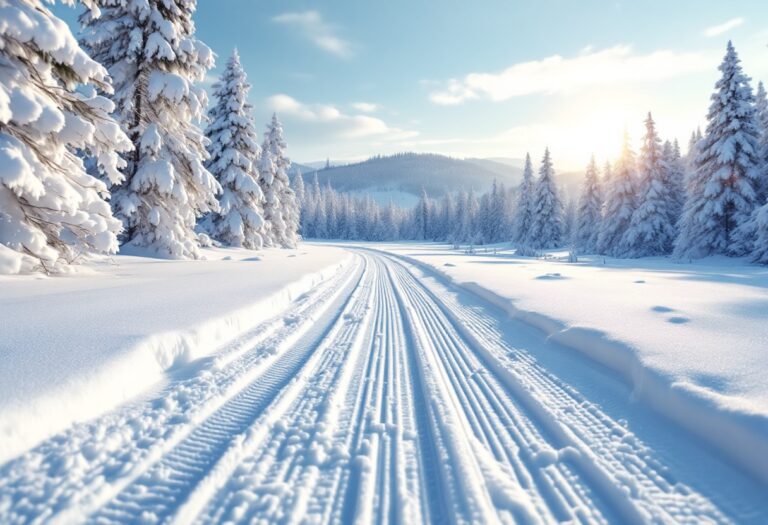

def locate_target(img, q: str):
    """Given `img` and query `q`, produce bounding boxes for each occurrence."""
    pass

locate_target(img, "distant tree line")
[297,41,768,263]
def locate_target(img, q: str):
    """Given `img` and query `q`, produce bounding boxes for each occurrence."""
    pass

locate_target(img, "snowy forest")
[2,0,768,273]
[302,41,768,263]
[0,0,300,274]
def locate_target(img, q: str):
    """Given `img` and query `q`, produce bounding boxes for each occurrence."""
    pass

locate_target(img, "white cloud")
[704,18,744,38]
[351,102,379,113]
[272,11,353,58]
[429,45,716,105]
[266,94,416,140]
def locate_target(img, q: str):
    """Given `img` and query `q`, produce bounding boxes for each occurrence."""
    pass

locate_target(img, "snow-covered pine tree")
[512,153,535,246]
[463,189,480,243]
[751,205,768,263]
[574,156,603,254]
[623,113,676,256]
[528,148,564,250]
[203,50,264,249]
[563,193,577,245]
[478,191,492,243]
[415,189,430,240]
[733,82,768,259]
[663,139,686,233]
[495,182,510,241]
[754,81,768,203]
[0,0,132,274]
[81,0,220,258]
[675,41,762,259]
[292,170,306,236]
[439,192,455,242]
[292,170,306,205]
[260,114,299,247]
[311,173,327,239]
[597,132,636,256]
[378,201,396,241]
[323,182,338,239]
[452,190,468,243]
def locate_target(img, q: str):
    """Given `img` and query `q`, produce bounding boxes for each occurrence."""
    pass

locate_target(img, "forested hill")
[291,153,523,199]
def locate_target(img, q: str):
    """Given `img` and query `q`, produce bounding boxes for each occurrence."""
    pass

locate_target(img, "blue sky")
[55,1,768,170]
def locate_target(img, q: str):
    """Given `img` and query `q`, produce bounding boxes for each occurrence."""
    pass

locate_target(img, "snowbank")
[0,245,351,463]
[370,243,768,484]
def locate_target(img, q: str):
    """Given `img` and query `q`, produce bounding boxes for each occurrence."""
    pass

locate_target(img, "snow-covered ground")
[366,242,768,484]
[1,243,767,524]
[0,245,351,464]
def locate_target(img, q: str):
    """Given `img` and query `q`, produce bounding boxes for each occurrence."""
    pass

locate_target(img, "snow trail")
[1,248,758,524]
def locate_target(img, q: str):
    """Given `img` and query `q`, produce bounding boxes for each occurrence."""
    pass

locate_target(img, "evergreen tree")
[292,171,306,236]
[563,194,577,246]
[415,189,430,240]
[204,50,264,249]
[751,205,768,263]
[452,190,468,243]
[754,81,768,203]
[528,149,564,249]
[261,114,300,247]
[324,182,338,239]
[512,153,535,245]
[307,173,322,237]
[463,189,480,243]
[0,0,132,274]
[687,127,702,163]
[623,113,676,256]
[495,182,510,241]
[312,174,328,239]
[81,0,220,258]
[598,132,637,256]
[292,170,306,205]
[675,42,762,258]
[437,192,455,242]
[663,140,686,233]
[574,156,603,253]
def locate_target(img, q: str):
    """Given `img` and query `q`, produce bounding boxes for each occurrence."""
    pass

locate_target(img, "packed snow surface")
[369,243,768,482]
[0,245,350,463]
[1,244,766,524]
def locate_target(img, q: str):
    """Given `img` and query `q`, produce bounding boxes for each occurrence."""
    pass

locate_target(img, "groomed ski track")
[0,248,761,524]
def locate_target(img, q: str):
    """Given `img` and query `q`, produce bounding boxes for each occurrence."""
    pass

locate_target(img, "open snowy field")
[0,245,351,464]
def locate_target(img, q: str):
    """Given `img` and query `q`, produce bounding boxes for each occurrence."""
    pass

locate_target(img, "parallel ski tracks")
[0,249,737,525]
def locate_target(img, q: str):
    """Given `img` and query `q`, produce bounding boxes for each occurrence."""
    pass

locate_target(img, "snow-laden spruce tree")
[663,139,686,232]
[463,189,480,243]
[292,170,306,235]
[528,149,564,249]
[80,0,220,258]
[512,153,535,246]
[452,190,468,243]
[415,189,430,240]
[260,114,299,247]
[310,173,327,239]
[751,205,768,263]
[292,170,306,205]
[573,156,603,253]
[597,132,636,256]
[0,0,132,274]
[675,42,762,259]
[622,113,676,256]
[755,81,768,203]
[203,50,264,249]
[438,192,455,242]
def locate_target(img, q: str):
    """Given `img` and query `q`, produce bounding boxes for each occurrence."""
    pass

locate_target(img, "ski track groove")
[87,257,370,525]
[379,250,729,525]
[0,249,742,524]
